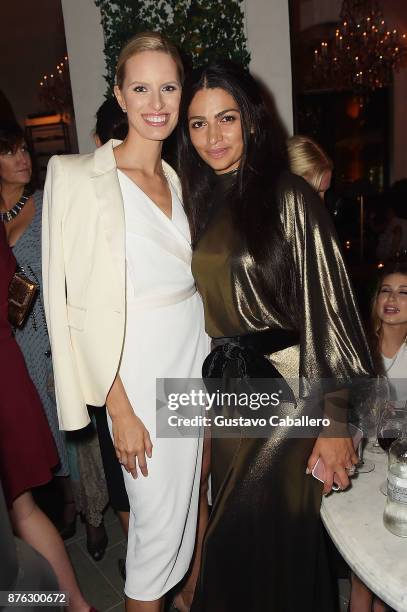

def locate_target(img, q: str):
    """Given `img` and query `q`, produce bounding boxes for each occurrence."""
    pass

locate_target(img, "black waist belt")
[211,329,299,354]
[203,329,299,403]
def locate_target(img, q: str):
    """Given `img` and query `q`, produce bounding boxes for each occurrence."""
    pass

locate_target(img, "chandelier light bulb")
[312,0,407,93]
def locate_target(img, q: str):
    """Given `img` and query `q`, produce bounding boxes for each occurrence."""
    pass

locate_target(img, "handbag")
[8,271,38,327]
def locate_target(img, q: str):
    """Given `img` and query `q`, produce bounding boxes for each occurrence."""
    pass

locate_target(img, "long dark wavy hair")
[177,62,295,322]
[370,259,407,374]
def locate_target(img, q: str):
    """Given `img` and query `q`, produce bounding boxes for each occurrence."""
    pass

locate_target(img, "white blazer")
[42,139,182,431]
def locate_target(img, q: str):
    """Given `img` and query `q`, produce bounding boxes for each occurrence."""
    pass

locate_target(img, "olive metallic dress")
[190,172,373,612]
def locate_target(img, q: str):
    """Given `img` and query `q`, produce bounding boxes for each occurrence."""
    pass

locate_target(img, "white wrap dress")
[114,169,209,601]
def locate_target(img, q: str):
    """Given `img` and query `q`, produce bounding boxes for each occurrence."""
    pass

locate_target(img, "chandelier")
[312,0,407,92]
[39,56,73,115]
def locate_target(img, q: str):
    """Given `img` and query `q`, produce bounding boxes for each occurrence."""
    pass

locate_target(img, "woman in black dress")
[177,63,373,611]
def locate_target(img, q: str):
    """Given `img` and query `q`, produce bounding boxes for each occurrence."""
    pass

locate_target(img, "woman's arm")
[106,375,153,479]
[42,156,90,431]
[279,174,373,493]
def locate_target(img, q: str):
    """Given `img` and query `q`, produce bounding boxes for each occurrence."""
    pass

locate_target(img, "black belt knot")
[202,328,299,404]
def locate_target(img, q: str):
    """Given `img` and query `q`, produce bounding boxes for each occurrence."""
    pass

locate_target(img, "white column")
[244,0,293,134]
[61,0,106,153]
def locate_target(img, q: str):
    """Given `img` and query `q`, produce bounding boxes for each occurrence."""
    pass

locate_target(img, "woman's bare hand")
[111,411,152,478]
[307,435,358,495]
[106,375,153,478]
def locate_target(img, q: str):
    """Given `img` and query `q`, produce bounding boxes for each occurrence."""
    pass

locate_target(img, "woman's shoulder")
[47,151,96,179]
[276,170,331,224]
[276,170,317,203]
[398,342,407,362]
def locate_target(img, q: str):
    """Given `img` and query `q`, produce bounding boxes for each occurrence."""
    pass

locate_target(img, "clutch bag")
[8,272,38,327]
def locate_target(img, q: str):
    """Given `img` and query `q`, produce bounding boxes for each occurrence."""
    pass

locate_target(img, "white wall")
[61,0,106,153]
[244,0,293,134]
[62,0,294,151]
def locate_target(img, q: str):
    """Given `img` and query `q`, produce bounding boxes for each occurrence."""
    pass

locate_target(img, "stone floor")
[64,505,352,611]
[65,507,126,612]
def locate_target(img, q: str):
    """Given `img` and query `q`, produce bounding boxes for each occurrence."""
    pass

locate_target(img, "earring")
[122,108,127,114]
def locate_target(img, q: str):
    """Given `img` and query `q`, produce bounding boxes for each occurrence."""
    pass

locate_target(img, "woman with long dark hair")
[177,63,373,611]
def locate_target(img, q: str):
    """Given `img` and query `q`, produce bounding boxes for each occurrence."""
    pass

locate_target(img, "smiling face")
[188,87,244,174]
[376,273,407,327]
[0,141,32,189]
[114,50,181,143]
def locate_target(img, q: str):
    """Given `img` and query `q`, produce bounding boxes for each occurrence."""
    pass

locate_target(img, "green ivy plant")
[94,0,250,93]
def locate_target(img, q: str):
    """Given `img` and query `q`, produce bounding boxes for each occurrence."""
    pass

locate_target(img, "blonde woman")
[287,134,333,199]
[42,32,209,612]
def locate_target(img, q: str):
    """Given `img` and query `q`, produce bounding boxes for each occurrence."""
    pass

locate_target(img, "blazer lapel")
[90,142,189,287]
[91,140,125,288]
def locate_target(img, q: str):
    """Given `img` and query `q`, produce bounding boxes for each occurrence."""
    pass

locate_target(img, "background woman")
[42,32,209,612]
[177,63,373,612]
[349,259,407,612]
[287,134,333,200]
[371,259,407,391]
[0,120,70,479]
[0,120,109,562]
[0,222,93,612]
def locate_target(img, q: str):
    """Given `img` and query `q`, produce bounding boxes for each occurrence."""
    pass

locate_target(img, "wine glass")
[377,401,407,494]
[365,377,390,454]
[349,419,374,474]
[348,389,376,472]
[354,438,375,473]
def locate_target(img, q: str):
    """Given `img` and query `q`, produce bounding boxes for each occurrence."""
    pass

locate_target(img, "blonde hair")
[287,135,333,193]
[115,31,184,90]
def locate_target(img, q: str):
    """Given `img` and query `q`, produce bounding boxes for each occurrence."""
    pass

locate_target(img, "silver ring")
[346,465,356,475]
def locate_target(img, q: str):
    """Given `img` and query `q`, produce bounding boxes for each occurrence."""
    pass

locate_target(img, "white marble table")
[321,449,407,612]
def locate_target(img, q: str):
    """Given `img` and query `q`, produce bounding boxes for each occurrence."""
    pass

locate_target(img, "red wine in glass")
[377,428,400,452]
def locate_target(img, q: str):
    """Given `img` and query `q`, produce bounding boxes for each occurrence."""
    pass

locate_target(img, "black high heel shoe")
[85,522,108,562]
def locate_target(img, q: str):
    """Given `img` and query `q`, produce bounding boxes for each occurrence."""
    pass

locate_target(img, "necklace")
[0,189,30,223]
